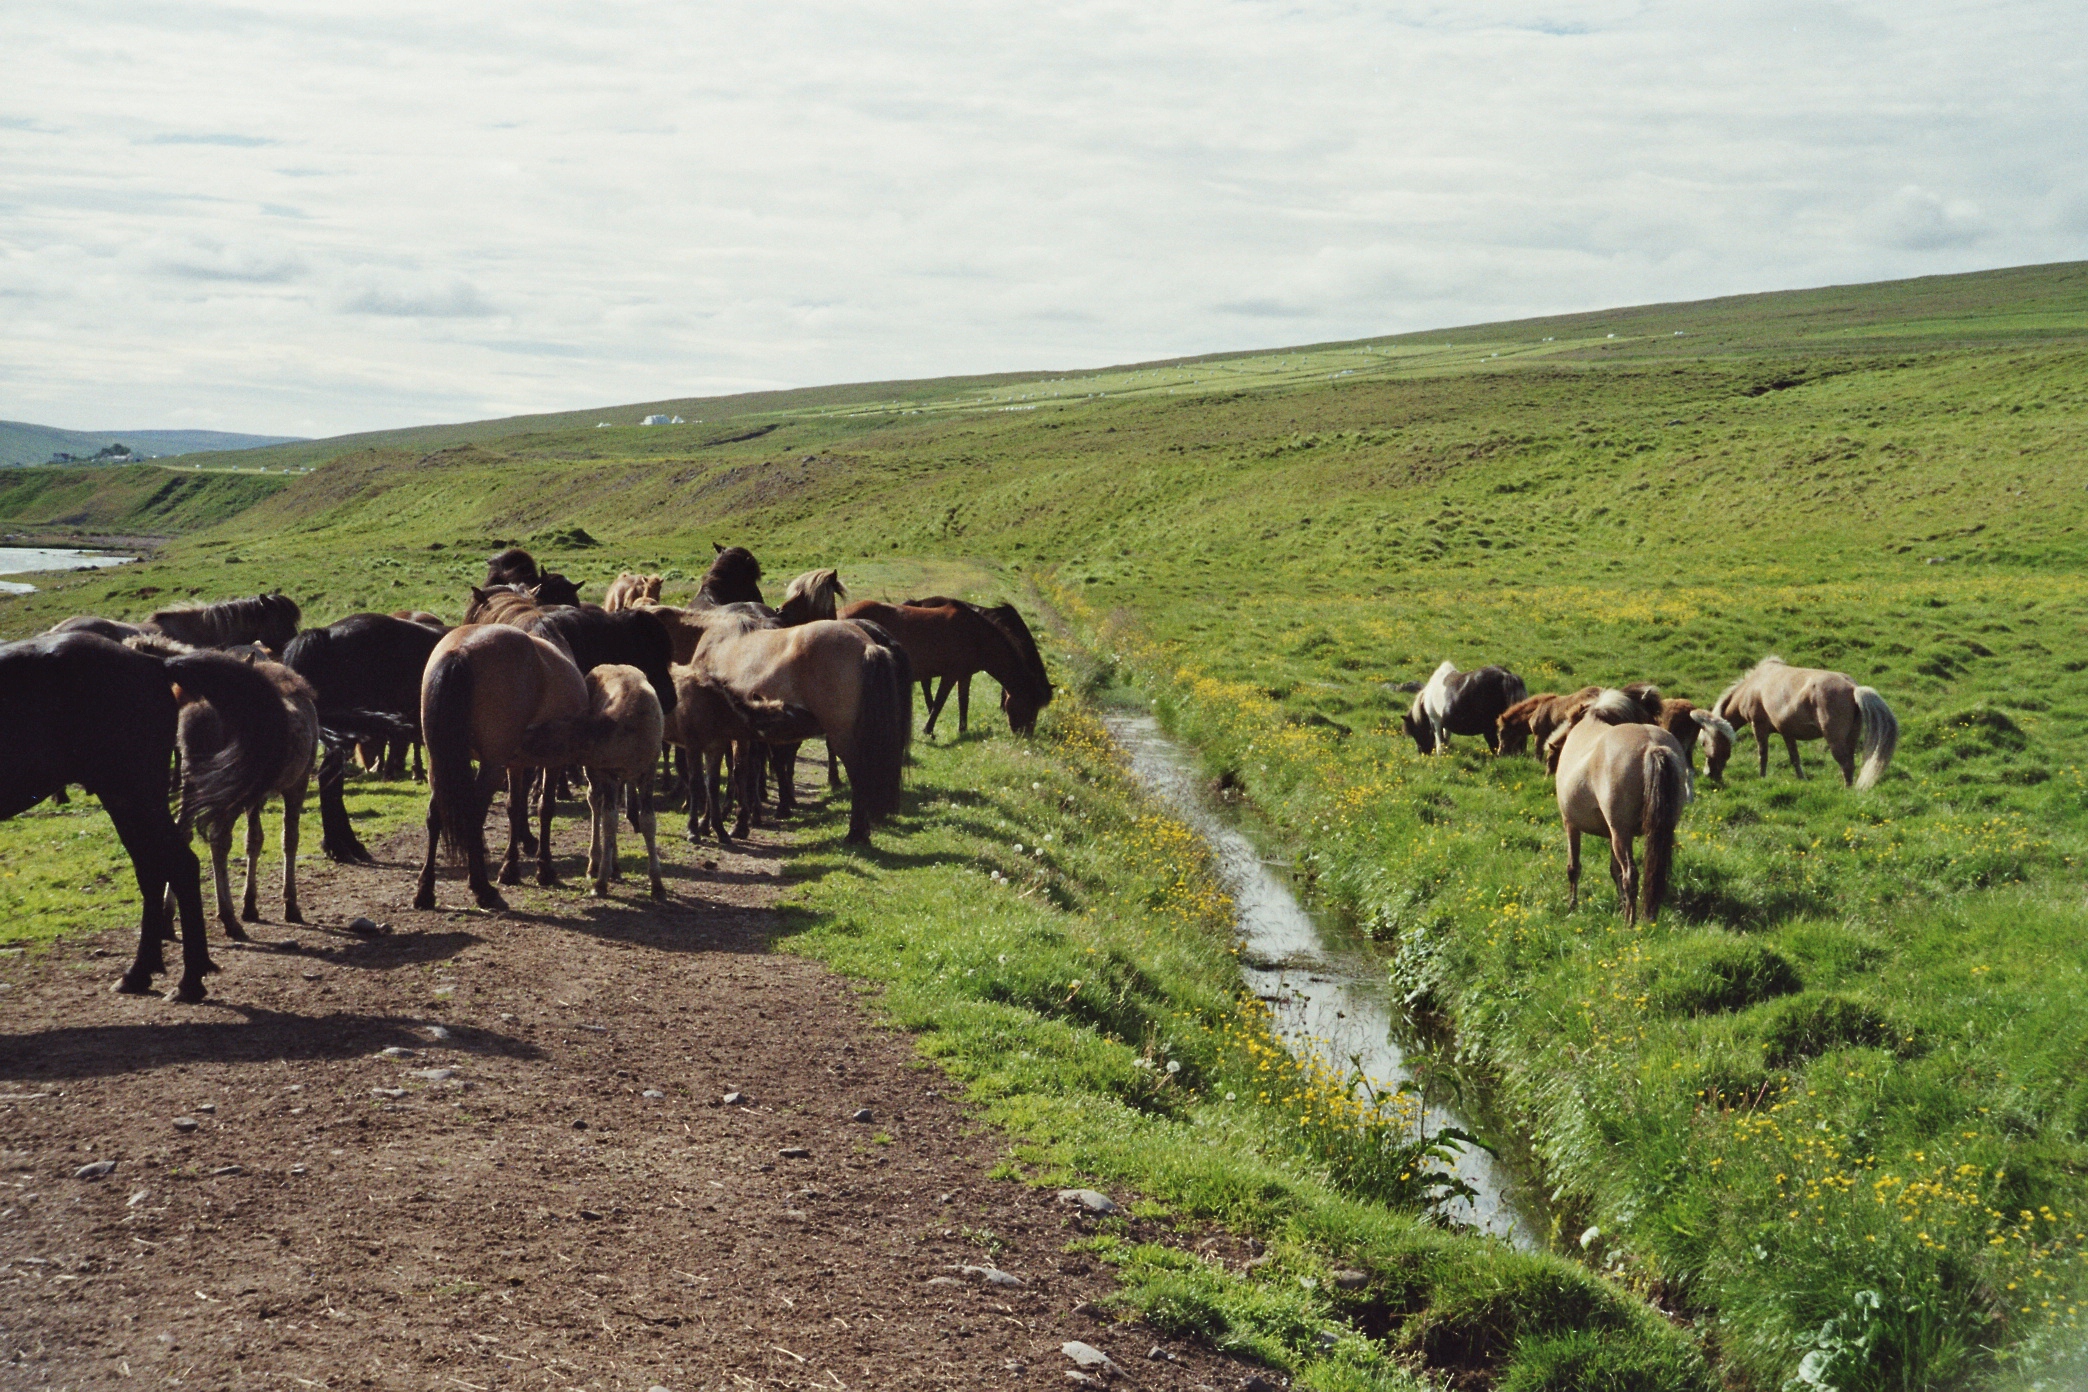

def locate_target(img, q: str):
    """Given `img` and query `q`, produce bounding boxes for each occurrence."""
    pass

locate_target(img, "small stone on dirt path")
[642,1089,664,1098]
[172,1116,199,1133]
[74,1160,115,1180]
[1058,1188,1118,1214]
[347,917,385,935]
[378,1046,417,1059]
[778,1146,810,1159]
[721,1091,746,1106]
[1063,1341,1122,1376]
[851,1107,873,1122]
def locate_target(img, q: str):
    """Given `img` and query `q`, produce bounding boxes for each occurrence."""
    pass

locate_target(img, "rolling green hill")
[6,259,2088,1389]
[0,420,304,468]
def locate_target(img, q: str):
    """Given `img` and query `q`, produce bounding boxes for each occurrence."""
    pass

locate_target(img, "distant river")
[0,547,134,596]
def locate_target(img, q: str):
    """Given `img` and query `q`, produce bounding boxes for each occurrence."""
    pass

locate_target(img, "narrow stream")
[0,546,134,596]
[1102,708,1540,1249]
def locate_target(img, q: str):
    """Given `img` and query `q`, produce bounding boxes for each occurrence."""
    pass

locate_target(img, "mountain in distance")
[0,420,307,468]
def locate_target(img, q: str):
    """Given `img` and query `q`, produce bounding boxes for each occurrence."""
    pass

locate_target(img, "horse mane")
[977,603,1052,710]
[699,546,765,606]
[147,593,302,649]
[124,632,194,660]
[1585,688,1644,725]
[1712,655,1780,720]
[779,568,847,623]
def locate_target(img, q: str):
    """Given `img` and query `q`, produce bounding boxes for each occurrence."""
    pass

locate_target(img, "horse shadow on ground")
[216,928,482,975]
[0,1004,543,1082]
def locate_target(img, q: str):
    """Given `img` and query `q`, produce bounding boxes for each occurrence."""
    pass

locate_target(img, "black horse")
[484,548,582,606]
[0,632,291,1001]
[1403,661,1528,754]
[697,544,767,608]
[282,613,446,863]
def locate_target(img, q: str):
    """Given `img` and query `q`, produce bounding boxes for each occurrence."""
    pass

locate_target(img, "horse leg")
[381,737,406,781]
[237,803,265,930]
[827,745,840,790]
[957,676,971,735]
[639,772,666,900]
[317,744,374,864]
[586,773,612,896]
[732,742,756,839]
[1564,824,1581,911]
[1753,717,1773,777]
[921,678,941,736]
[280,785,304,924]
[1613,835,1637,928]
[468,763,510,911]
[210,816,246,941]
[412,738,425,784]
[106,795,173,992]
[536,766,560,888]
[498,768,530,885]
[1782,733,1806,779]
[112,791,213,1001]
[413,791,442,910]
[772,743,798,817]
[1826,705,1857,786]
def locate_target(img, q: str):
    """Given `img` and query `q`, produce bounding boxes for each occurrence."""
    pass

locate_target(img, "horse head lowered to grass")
[1404,660,1526,754]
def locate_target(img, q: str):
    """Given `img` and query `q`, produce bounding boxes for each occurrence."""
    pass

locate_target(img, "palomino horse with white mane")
[1553,689,1692,927]
[1713,656,1898,789]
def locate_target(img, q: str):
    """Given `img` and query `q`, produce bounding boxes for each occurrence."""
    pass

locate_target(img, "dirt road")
[0,804,1263,1391]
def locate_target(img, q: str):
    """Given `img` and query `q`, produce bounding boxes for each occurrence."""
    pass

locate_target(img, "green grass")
[779,695,1703,1390]
[5,259,2088,1388]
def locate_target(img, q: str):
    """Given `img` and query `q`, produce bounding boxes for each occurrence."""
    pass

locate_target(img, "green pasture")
[4,260,2087,1388]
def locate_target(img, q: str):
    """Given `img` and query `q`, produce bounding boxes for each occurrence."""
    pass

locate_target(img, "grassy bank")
[779,692,1704,1390]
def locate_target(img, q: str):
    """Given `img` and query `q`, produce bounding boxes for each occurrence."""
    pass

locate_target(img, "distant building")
[640,414,684,426]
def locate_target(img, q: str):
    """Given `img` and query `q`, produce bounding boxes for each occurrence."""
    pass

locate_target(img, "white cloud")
[0,0,2081,435]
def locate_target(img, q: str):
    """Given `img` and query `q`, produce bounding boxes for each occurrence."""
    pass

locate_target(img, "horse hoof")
[284,908,304,925]
[114,972,157,995]
[589,883,607,899]
[650,883,667,901]
[201,956,222,976]
[537,874,561,889]
[412,888,437,911]
[240,906,261,923]
[472,888,509,912]
[224,923,251,943]
[171,979,207,1004]
[496,865,523,887]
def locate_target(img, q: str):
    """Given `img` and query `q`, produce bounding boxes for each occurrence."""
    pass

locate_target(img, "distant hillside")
[0,421,306,468]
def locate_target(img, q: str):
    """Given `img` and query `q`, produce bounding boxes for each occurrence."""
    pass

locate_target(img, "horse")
[697,544,766,608]
[1657,699,1736,779]
[514,665,667,899]
[768,569,850,811]
[686,610,912,843]
[390,610,447,629]
[1553,689,1692,927]
[1537,683,1669,774]
[1404,661,1527,754]
[163,644,320,936]
[148,593,303,654]
[667,669,761,843]
[840,597,1053,736]
[603,573,662,611]
[283,613,447,862]
[1713,656,1898,789]
[47,615,149,644]
[486,548,540,587]
[0,631,292,1001]
[465,584,548,626]
[413,624,590,912]
[1498,687,1600,757]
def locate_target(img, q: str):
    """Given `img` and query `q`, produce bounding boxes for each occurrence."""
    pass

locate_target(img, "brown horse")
[1498,687,1600,757]
[687,611,911,843]
[603,574,662,611]
[1554,690,1692,927]
[149,594,303,654]
[413,624,590,911]
[1657,698,1736,779]
[1713,656,1898,789]
[164,645,320,936]
[465,584,546,625]
[514,664,667,899]
[840,598,1052,736]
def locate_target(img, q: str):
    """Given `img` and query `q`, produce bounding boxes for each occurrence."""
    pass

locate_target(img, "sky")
[3,1,2083,437]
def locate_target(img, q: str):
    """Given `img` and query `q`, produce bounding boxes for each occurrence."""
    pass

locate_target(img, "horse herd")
[0,546,1053,1003]
[1401,656,1900,926]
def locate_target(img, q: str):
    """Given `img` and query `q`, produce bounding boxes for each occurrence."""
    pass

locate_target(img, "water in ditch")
[0,546,134,596]
[1102,707,1540,1249]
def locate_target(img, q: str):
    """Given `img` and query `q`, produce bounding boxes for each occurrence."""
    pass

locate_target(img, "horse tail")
[162,650,293,832]
[1640,742,1690,924]
[849,622,911,822]
[421,647,480,860]
[1853,685,1898,790]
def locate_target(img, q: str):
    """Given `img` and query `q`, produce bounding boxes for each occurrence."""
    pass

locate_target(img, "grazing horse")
[165,646,320,936]
[0,632,291,1001]
[1554,689,1692,927]
[413,624,590,911]
[603,573,662,611]
[841,597,1054,736]
[283,614,447,862]
[1657,699,1736,779]
[514,665,668,899]
[687,611,912,843]
[1713,656,1898,789]
[1404,661,1527,754]
[1498,687,1600,757]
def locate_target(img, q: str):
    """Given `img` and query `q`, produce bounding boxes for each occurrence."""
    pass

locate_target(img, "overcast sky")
[3,1,2082,437]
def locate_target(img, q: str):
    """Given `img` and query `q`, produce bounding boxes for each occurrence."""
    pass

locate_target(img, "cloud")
[0,0,2081,435]
[338,274,498,318]
[1884,186,1987,251]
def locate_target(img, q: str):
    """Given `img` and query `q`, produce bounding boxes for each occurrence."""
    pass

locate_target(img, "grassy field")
[4,260,2086,1389]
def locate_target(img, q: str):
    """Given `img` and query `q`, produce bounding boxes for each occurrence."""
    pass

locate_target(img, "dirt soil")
[0,787,1276,1392]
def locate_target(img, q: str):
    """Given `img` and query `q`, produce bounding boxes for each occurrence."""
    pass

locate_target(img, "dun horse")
[1554,689,1692,927]
[1713,656,1898,789]
[686,610,912,843]
[413,624,590,911]
[163,644,320,935]
[604,573,662,611]
[1405,661,1527,754]
[514,664,667,899]
[0,632,291,1001]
